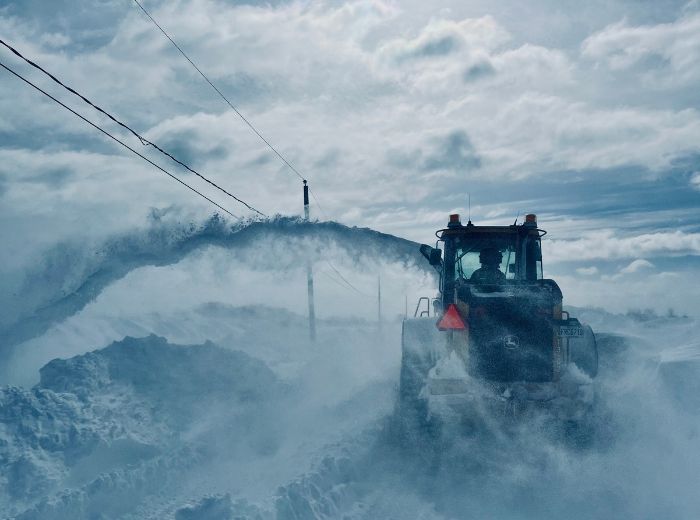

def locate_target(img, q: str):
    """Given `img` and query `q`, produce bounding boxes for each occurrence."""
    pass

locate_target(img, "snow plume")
[2,215,698,518]
[271,311,700,520]
[0,215,425,355]
[1,277,698,517]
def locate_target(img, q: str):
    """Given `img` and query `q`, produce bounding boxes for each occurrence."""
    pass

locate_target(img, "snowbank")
[0,334,281,518]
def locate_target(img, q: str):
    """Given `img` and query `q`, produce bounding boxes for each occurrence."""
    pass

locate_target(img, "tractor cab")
[400,213,598,430]
[421,213,546,311]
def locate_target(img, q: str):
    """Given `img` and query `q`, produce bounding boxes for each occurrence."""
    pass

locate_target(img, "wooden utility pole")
[377,274,382,329]
[304,180,316,342]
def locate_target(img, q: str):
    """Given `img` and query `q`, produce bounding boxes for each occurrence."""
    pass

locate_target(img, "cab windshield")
[454,236,517,281]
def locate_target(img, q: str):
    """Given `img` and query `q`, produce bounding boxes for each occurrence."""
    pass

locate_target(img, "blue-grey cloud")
[313,148,341,169]
[245,152,274,168]
[463,60,496,82]
[156,129,228,167]
[0,0,127,51]
[401,34,460,60]
[385,131,481,175]
[422,130,481,172]
[22,167,74,188]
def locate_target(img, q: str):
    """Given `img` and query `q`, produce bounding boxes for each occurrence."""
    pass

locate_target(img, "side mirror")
[420,244,442,267]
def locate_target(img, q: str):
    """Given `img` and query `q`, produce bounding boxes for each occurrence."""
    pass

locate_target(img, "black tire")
[397,319,443,445]
[568,324,598,378]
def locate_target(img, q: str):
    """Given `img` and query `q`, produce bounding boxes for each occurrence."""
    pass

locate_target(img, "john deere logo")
[503,335,519,349]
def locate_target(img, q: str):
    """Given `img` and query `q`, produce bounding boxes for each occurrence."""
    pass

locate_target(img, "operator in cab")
[470,247,506,284]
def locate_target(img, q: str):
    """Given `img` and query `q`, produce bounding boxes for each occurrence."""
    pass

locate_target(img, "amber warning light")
[525,213,537,224]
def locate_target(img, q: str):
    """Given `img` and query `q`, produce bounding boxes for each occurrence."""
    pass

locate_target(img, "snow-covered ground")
[1,220,699,519]
[0,325,395,517]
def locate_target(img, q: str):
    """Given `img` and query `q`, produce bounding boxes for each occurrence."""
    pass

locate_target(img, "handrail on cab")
[413,296,440,318]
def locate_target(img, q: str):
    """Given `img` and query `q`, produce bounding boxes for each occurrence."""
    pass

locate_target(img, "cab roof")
[437,223,541,239]
[436,213,544,239]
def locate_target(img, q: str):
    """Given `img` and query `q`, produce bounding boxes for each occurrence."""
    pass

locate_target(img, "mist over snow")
[0,216,697,519]
[1,0,699,518]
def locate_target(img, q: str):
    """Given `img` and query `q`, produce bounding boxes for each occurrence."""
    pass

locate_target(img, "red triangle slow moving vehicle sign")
[436,304,466,331]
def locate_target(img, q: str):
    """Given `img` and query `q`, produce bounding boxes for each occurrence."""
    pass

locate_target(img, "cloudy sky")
[1,0,699,315]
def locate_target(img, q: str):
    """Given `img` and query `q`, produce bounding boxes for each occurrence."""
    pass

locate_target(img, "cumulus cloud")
[691,171,700,190]
[582,12,700,87]
[556,268,693,315]
[388,130,481,174]
[378,16,510,65]
[576,266,599,276]
[423,130,480,171]
[619,258,655,274]
[545,230,700,262]
[463,60,496,82]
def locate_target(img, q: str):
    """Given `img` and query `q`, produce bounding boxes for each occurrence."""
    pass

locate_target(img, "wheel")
[397,319,443,446]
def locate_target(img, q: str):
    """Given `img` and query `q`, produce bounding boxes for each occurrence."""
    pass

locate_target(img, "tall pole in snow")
[304,180,316,342]
[377,274,382,328]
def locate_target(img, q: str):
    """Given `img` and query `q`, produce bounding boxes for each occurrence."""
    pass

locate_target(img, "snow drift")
[1,334,283,518]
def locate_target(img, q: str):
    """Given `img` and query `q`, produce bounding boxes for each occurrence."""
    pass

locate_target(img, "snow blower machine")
[400,213,598,437]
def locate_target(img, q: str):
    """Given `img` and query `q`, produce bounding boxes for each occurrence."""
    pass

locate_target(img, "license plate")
[559,326,584,337]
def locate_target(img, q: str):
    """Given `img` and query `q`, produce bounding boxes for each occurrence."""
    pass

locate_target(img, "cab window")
[455,241,517,280]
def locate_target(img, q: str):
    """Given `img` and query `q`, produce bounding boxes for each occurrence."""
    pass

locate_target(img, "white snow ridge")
[1,335,284,518]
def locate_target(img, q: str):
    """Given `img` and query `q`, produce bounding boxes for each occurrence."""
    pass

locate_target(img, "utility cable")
[0,37,265,217]
[131,2,365,294]
[324,259,366,296]
[318,265,367,298]
[0,60,240,219]
[133,0,305,182]
[133,1,331,220]
[132,2,335,221]
[134,0,366,296]
[319,269,351,291]
[309,188,329,221]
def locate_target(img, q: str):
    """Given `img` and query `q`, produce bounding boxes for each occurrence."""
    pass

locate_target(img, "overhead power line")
[309,189,329,220]
[131,1,365,295]
[0,37,266,218]
[324,259,366,296]
[132,0,331,216]
[0,59,240,219]
[319,269,352,291]
[132,0,306,183]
